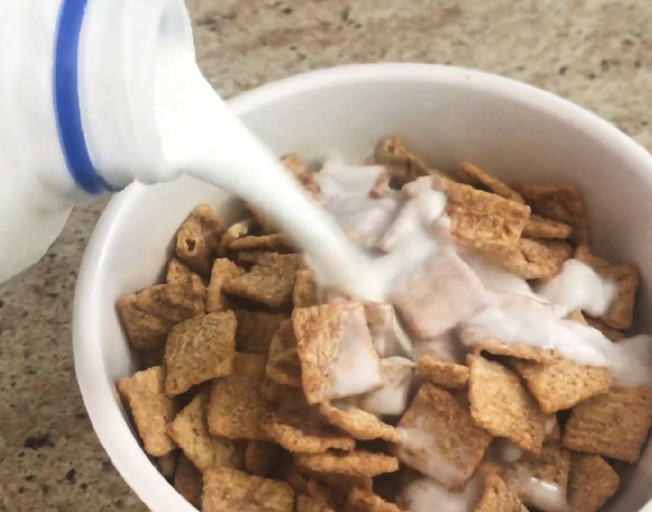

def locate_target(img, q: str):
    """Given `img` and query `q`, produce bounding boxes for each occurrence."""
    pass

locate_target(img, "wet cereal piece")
[585,315,625,341]
[174,455,203,509]
[218,219,252,256]
[462,331,558,364]
[264,405,356,454]
[295,451,399,477]
[481,238,573,280]
[117,277,206,352]
[223,253,303,308]
[205,258,243,313]
[474,472,528,512]
[230,234,293,253]
[510,358,612,414]
[117,366,178,457]
[166,258,196,284]
[158,451,178,478]
[360,357,414,416]
[392,252,490,341]
[456,162,524,204]
[168,390,244,472]
[568,454,620,512]
[575,244,640,330]
[203,467,294,512]
[235,310,288,355]
[318,402,401,443]
[419,355,470,389]
[293,303,382,404]
[294,268,319,308]
[364,303,412,358]
[164,312,236,396]
[396,382,492,489]
[511,183,590,244]
[442,181,531,247]
[175,205,225,276]
[522,214,573,240]
[562,386,652,463]
[296,495,335,512]
[245,441,284,477]
[468,356,546,453]
[374,136,433,187]
[207,354,274,441]
[346,487,405,512]
[266,319,302,387]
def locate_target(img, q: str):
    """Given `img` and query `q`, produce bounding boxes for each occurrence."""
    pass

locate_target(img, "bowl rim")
[73,62,652,512]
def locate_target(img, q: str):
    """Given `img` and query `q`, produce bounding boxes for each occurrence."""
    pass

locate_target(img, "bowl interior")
[74,64,652,512]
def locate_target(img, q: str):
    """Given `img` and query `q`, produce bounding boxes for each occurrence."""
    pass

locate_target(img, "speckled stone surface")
[1,0,652,510]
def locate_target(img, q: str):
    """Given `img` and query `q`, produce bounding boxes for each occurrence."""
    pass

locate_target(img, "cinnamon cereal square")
[419,355,470,389]
[456,162,524,204]
[318,402,401,443]
[235,310,288,355]
[522,214,572,239]
[175,204,225,276]
[205,258,243,313]
[568,454,620,512]
[295,451,399,478]
[474,472,528,512]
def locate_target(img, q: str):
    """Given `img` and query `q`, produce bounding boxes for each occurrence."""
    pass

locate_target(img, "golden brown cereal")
[230,234,293,252]
[522,214,573,239]
[266,319,302,387]
[468,356,546,453]
[562,386,652,463]
[158,451,178,478]
[207,354,273,441]
[223,253,303,308]
[318,402,401,443]
[568,454,620,512]
[167,390,244,472]
[463,332,558,364]
[235,309,288,355]
[244,441,284,477]
[346,487,406,512]
[511,183,590,244]
[166,258,196,284]
[293,303,382,404]
[117,276,205,352]
[296,495,336,512]
[306,472,374,507]
[396,382,492,489]
[205,258,243,313]
[218,219,252,256]
[117,366,178,457]
[294,268,319,308]
[510,358,612,414]
[306,479,340,510]
[575,244,640,330]
[456,162,524,204]
[174,455,203,509]
[585,315,626,341]
[374,136,434,187]
[295,451,399,478]
[164,312,236,396]
[175,204,225,276]
[474,472,528,512]
[202,467,295,512]
[418,355,470,389]
[264,405,356,454]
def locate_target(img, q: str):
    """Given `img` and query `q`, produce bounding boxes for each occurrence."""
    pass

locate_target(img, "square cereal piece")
[293,303,382,404]
[166,258,196,284]
[511,183,589,244]
[263,405,355,454]
[441,181,531,247]
[456,162,524,204]
[235,310,288,355]
[207,354,274,441]
[117,276,205,352]
[164,311,236,396]
[117,366,178,456]
[360,357,414,417]
[294,268,319,308]
[522,214,572,240]
[346,487,405,512]
[468,356,546,453]
[245,441,284,477]
[318,402,401,443]
[175,205,225,276]
[373,136,433,187]
[474,472,528,512]
[575,244,640,330]
[419,355,470,389]
[167,390,244,472]
[396,382,492,489]
[205,258,243,313]
[296,495,335,512]
[461,330,557,364]
[203,467,294,512]
[229,234,293,252]
[562,386,652,463]
[158,451,178,478]
[223,253,302,307]
[266,319,302,388]
[585,315,625,341]
[218,219,252,257]
[174,455,203,509]
[295,451,399,478]
[510,358,611,414]
[392,251,490,341]
[568,454,620,512]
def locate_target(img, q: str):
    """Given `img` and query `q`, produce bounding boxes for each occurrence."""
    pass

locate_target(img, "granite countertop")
[1,0,651,510]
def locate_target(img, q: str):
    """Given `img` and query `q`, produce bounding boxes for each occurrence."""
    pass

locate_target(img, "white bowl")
[73,63,652,512]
